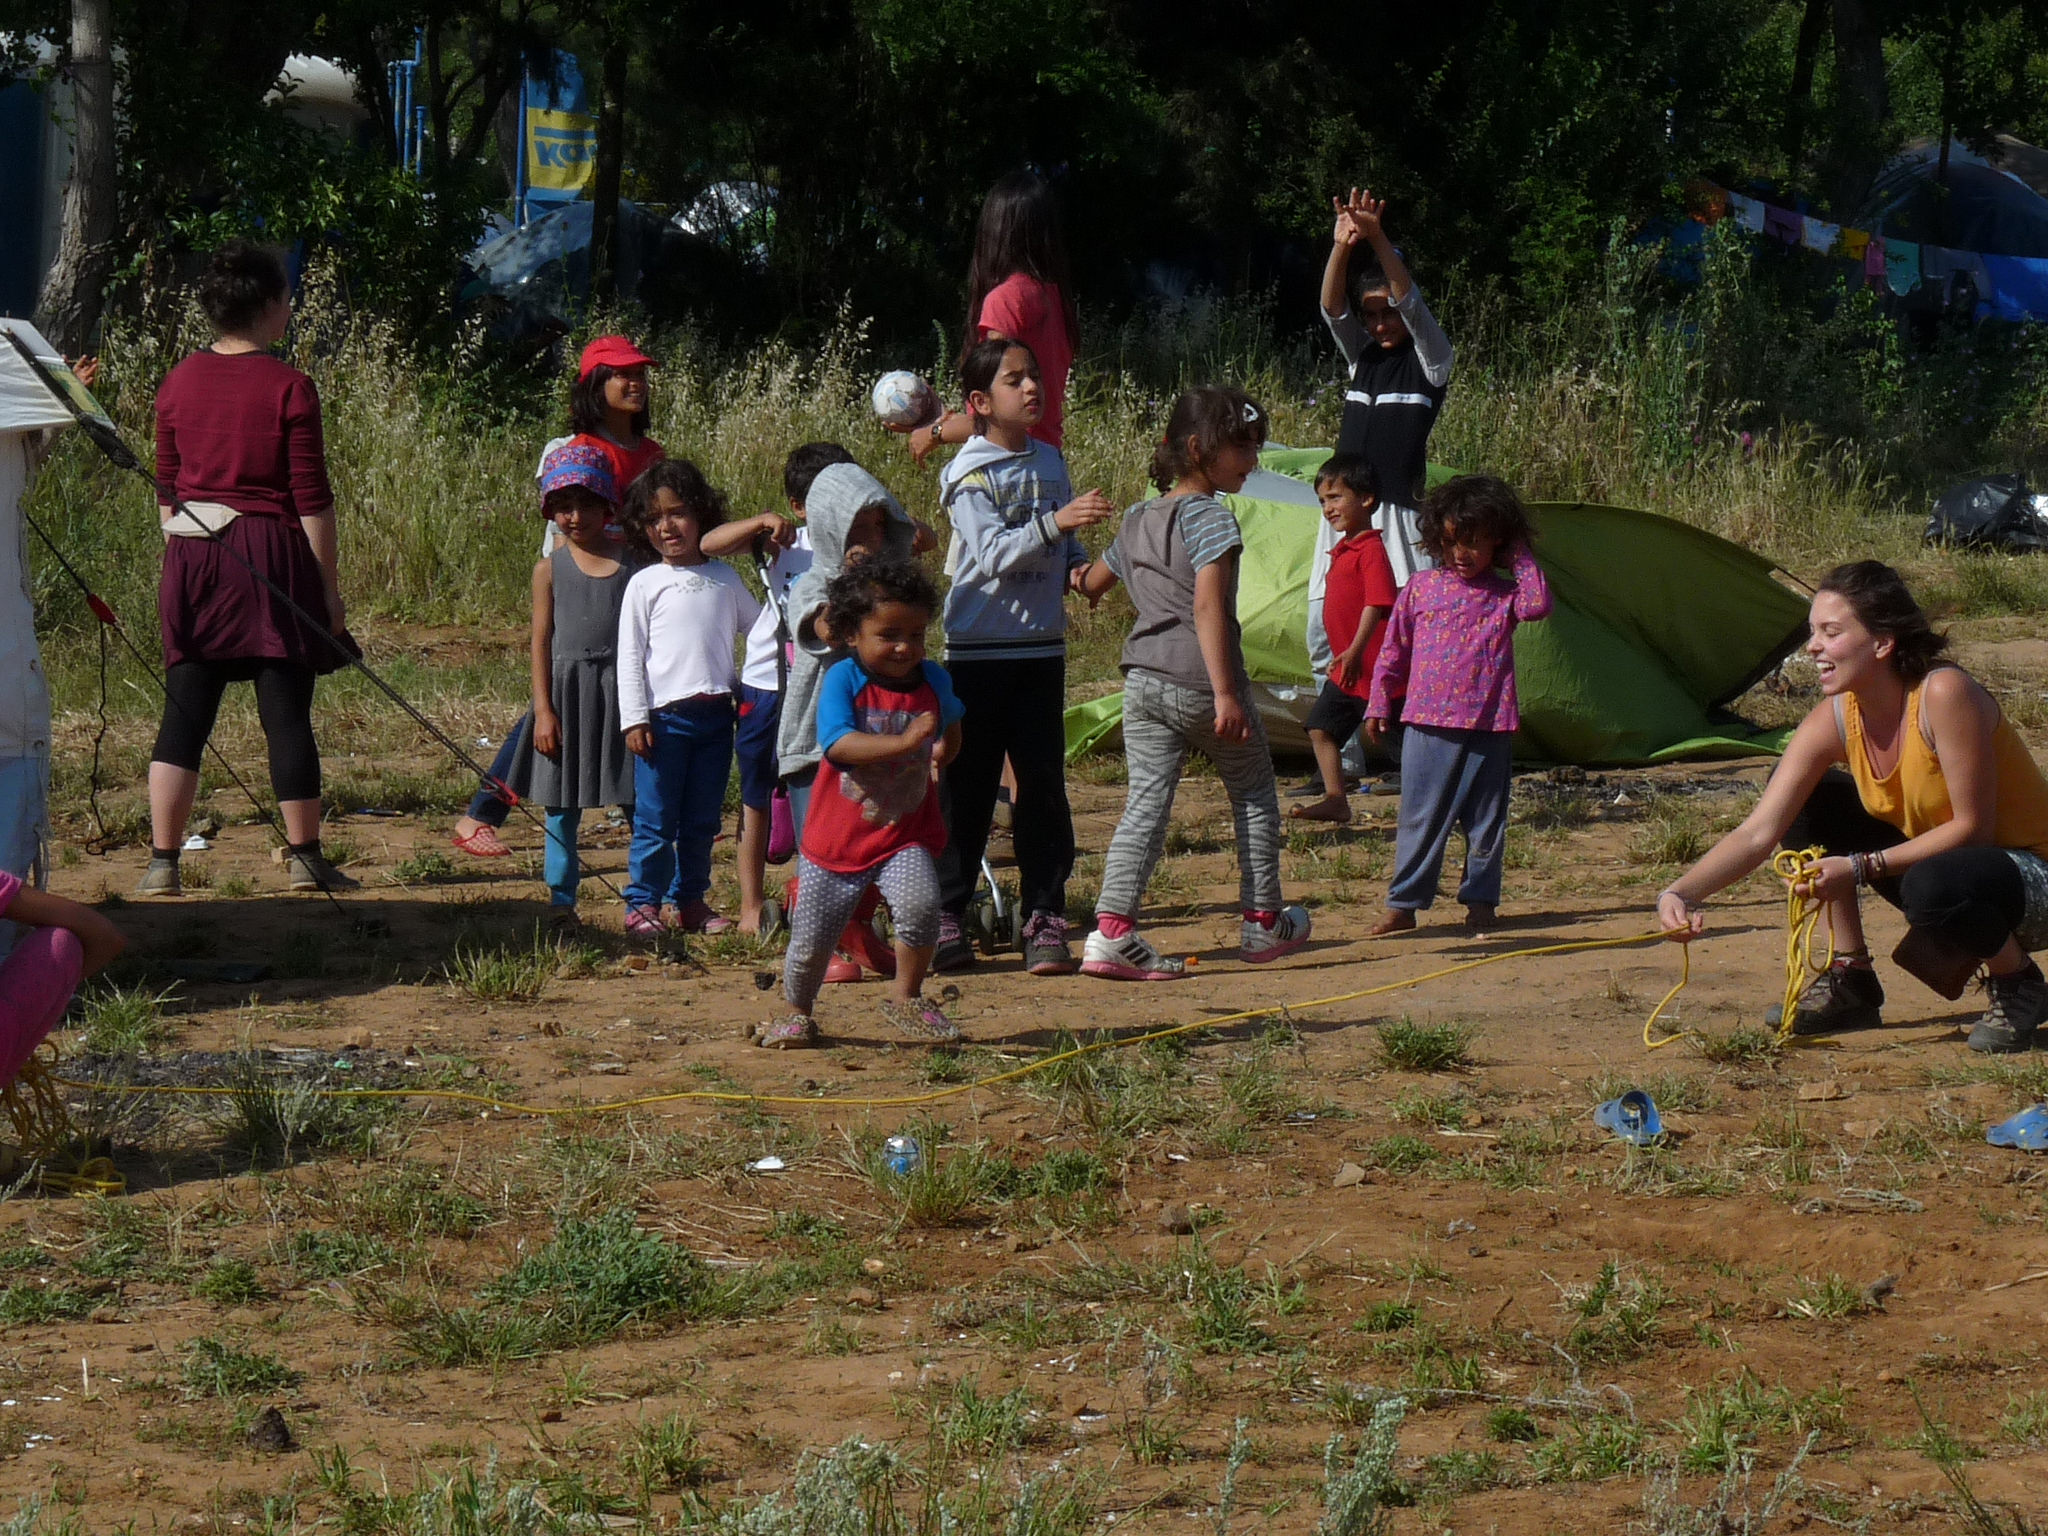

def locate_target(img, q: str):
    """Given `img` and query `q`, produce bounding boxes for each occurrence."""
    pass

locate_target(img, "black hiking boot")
[1764,960,1884,1036]
[1968,962,2048,1054]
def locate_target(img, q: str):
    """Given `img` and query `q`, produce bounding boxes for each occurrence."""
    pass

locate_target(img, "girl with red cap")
[453,335,774,858]
[450,334,664,856]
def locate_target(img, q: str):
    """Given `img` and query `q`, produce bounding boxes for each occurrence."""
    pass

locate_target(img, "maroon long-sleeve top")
[153,350,333,518]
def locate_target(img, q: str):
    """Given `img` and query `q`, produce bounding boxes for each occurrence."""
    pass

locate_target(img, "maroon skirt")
[158,513,335,671]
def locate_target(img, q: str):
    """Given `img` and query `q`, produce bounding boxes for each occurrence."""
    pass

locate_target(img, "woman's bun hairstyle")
[1816,560,1950,683]
[197,240,289,335]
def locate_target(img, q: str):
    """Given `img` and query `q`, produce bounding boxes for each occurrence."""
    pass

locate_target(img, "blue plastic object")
[1987,1104,2048,1151]
[1593,1090,1664,1145]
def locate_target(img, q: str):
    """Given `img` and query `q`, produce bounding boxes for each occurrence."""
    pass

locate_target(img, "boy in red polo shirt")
[1290,455,1397,826]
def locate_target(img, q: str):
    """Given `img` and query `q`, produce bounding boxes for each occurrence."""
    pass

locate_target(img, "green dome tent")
[1063,448,1810,766]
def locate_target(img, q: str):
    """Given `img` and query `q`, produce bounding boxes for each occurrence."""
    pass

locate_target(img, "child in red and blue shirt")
[1291,454,1398,827]
[756,555,965,1050]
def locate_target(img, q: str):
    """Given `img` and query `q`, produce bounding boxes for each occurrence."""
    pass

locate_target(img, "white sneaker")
[1241,904,1312,963]
[1080,928,1188,981]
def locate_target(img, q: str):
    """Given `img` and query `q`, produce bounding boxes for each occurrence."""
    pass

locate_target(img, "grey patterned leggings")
[1095,668,1284,919]
[783,848,941,1014]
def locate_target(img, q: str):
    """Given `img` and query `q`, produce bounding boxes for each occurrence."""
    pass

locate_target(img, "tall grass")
[27,230,2037,691]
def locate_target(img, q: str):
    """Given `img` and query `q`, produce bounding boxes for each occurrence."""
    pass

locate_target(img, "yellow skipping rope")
[17,926,1693,1156]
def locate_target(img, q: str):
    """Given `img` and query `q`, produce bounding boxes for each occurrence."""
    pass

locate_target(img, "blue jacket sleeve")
[814,660,862,753]
[924,662,967,727]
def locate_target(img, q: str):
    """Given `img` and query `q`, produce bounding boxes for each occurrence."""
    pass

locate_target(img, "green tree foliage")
[1,0,2044,341]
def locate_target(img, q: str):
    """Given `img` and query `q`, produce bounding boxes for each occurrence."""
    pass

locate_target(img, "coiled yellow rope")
[0,1050,125,1196]
[1771,846,1833,1043]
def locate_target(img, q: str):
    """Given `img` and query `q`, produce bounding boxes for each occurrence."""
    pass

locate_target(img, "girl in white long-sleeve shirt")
[616,460,759,936]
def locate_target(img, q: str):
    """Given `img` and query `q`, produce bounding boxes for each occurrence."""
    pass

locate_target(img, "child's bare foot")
[1368,909,1417,936]
[1464,903,1498,932]
[1287,795,1352,825]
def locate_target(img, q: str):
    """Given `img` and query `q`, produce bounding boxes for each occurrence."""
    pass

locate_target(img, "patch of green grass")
[287,1229,396,1279]
[443,927,573,1002]
[1356,1301,1417,1334]
[391,848,461,884]
[1375,1323,1484,1394]
[193,1258,266,1305]
[1528,1412,1645,1483]
[1565,1260,1670,1363]
[1487,1405,1540,1442]
[346,1165,492,1238]
[926,1376,1040,1458]
[72,1203,157,1278]
[1692,1026,1782,1064]
[1373,1018,1475,1073]
[1424,1449,1506,1493]
[213,1057,387,1166]
[622,1412,712,1496]
[1173,1237,1271,1354]
[487,1207,708,1344]
[70,979,179,1056]
[1365,1134,1439,1173]
[1388,1089,1472,1128]
[802,1311,863,1357]
[1127,1414,1188,1465]
[1669,1372,1848,1473]
[2001,1390,2048,1445]
[765,1210,846,1246]
[181,1334,300,1398]
[393,1302,560,1367]
[0,1282,100,1323]
[1784,1273,1866,1321]
[1605,1143,1743,1198]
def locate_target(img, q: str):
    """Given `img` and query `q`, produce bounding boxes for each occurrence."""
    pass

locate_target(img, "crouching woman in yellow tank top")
[1653,561,2048,1052]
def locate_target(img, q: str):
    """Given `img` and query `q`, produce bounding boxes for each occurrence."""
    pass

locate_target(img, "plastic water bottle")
[883,1135,921,1176]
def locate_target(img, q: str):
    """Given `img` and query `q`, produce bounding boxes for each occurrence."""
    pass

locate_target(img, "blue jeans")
[467,714,528,827]
[1388,725,1513,910]
[544,807,581,907]
[625,700,734,913]
[0,755,49,961]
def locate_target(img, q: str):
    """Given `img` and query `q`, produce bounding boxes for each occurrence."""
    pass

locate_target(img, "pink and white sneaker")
[1079,929,1188,981]
[1241,904,1312,963]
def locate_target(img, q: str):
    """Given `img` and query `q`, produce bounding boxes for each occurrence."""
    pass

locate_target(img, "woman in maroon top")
[139,242,355,897]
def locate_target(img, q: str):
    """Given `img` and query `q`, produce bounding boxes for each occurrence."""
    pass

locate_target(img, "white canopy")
[0,319,95,433]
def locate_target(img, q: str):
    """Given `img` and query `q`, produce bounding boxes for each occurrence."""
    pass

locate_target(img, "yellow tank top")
[1840,674,2048,858]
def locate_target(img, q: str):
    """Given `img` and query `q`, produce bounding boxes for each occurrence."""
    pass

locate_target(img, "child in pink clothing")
[1365,476,1550,933]
[0,871,125,1088]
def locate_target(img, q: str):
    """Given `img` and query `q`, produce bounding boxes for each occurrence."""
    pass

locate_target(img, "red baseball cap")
[577,334,656,380]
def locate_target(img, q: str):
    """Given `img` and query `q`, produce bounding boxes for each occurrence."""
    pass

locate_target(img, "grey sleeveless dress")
[522,547,636,809]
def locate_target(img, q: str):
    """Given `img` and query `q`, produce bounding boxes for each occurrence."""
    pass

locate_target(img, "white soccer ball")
[870,369,936,430]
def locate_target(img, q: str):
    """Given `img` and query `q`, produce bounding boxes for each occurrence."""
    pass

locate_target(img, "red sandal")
[451,823,511,857]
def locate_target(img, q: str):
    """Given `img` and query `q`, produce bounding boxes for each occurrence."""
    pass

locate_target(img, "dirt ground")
[9,637,2048,1533]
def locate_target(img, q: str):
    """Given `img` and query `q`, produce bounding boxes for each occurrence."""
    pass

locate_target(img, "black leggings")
[1786,769,2029,958]
[152,660,321,803]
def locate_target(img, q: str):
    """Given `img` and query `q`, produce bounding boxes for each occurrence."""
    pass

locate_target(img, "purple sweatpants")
[0,928,81,1088]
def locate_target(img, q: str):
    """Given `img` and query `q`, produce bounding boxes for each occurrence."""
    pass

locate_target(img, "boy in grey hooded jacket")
[776,462,920,829]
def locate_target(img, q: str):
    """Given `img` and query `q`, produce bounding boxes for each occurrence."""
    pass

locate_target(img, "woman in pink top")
[1365,476,1551,934]
[910,171,1079,460]
[0,872,124,1090]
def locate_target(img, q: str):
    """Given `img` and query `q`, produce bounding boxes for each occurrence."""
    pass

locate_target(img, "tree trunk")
[34,0,116,357]
[588,35,628,306]
[1782,0,1830,190]
[1825,0,1892,216]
